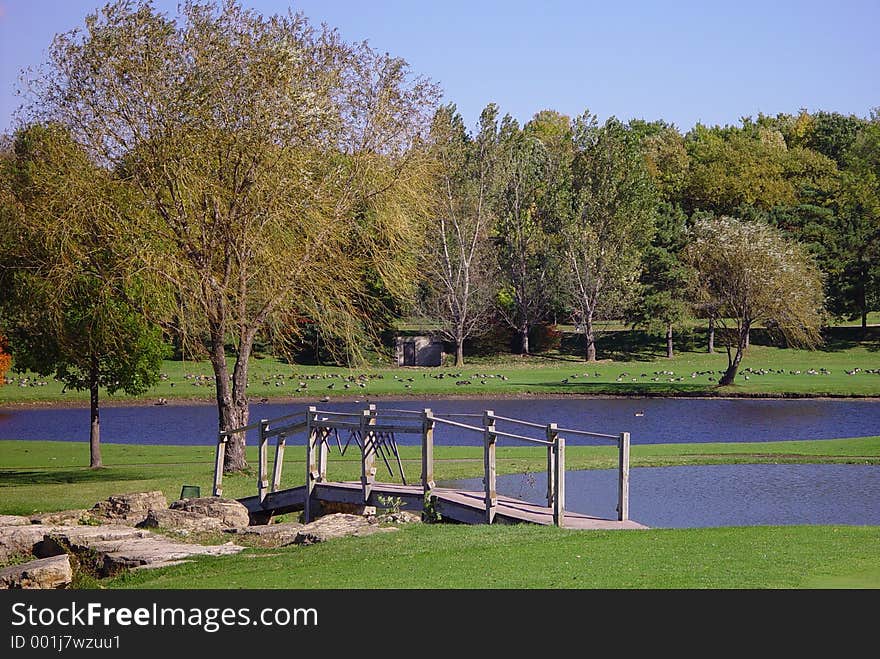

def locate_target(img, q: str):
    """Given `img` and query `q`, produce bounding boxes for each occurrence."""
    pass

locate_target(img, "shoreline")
[3,389,880,410]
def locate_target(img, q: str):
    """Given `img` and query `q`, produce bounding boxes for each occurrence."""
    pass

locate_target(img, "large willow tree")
[23,0,438,471]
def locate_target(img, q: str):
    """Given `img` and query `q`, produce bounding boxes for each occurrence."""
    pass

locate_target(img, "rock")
[90,492,168,525]
[137,509,225,533]
[85,538,243,576]
[35,525,152,559]
[229,522,304,546]
[0,525,50,562]
[377,511,422,525]
[29,510,89,526]
[0,555,72,589]
[0,515,31,527]
[169,497,250,530]
[291,513,393,546]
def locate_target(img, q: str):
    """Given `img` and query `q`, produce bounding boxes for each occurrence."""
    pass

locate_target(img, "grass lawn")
[2,335,880,405]
[2,439,878,589]
[1,436,878,515]
[104,523,880,589]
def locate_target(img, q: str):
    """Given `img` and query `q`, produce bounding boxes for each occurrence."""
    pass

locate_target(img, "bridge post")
[271,433,286,493]
[553,435,565,527]
[617,432,630,521]
[360,405,377,503]
[421,409,435,501]
[305,406,318,523]
[316,427,329,482]
[213,432,227,497]
[258,419,270,503]
[546,423,558,508]
[483,410,497,524]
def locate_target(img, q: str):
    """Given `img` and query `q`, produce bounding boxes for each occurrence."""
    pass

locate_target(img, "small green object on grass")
[180,485,200,499]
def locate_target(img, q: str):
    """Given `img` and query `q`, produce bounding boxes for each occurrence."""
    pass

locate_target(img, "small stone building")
[395,335,444,367]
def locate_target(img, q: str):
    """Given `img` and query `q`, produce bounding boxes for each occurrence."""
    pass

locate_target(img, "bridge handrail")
[426,415,482,433]
[555,427,619,441]
[491,414,548,430]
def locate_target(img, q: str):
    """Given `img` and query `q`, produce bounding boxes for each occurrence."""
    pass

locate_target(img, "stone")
[291,513,394,546]
[229,522,304,546]
[377,511,422,525]
[137,509,225,533]
[0,555,72,589]
[0,515,31,527]
[0,525,50,562]
[85,538,243,576]
[90,492,169,525]
[169,497,250,530]
[34,525,152,559]
[29,510,89,526]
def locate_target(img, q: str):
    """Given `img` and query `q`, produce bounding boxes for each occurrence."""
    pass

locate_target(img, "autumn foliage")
[0,337,11,384]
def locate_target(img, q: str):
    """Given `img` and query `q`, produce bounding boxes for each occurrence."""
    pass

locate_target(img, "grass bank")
[107,523,880,589]
[1,437,877,515]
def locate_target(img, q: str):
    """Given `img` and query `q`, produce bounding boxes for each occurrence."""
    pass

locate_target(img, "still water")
[441,464,880,528]
[1,397,879,446]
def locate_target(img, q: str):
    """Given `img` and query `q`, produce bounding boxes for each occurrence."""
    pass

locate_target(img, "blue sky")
[0,0,877,134]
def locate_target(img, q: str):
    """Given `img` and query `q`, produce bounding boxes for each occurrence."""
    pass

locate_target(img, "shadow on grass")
[0,467,153,486]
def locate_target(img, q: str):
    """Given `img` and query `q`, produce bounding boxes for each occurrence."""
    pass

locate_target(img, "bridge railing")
[212,404,631,526]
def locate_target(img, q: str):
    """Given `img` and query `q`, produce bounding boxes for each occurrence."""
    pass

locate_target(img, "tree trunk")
[210,330,249,473]
[89,354,102,469]
[666,323,674,359]
[744,328,750,349]
[719,327,748,386]
[862,309,868,330]
[584,316,596,362]
[519,324,530,355]
[455,338,464,367]
[707,317,715,354]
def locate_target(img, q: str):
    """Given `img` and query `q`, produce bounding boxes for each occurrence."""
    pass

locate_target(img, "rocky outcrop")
[29,510,89,526]
[84,538,243,576]
[0,555,72,589]
[0,525,53,562]
[0,515,31,527]
[137,509,226,533]
[291,513,396,546]
[169,497,250,530]
[90,492,168,525]
[228,522,304,547]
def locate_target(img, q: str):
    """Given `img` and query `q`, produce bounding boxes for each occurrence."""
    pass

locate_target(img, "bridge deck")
[239,481,647,530]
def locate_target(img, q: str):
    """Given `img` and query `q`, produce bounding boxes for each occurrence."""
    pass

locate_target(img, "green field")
[1,437,877,515]
[106,523,880,589]
[3,332,880,405]
[2,438,878,589]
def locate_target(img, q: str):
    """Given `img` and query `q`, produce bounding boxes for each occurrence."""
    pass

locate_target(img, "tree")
[561,114,656,361]
[23,1,438,471]
[494,115,552,355]
[685,216,825,386]
[419,104,498,366]
[0,124,166,468]
[627,204,692,358]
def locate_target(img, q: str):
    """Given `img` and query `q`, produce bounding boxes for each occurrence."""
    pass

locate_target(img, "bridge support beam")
[483,410,497,524]
[304,407,319,523]
[361,405,377,503]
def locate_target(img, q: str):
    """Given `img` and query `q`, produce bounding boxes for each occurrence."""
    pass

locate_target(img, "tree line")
[0,1,875,471]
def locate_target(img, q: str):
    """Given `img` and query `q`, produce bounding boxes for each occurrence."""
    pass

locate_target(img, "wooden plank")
[212,436,226,497]
[618,431,630,521]
[238,485,306,515]
[271,434,286,493]
[421,408,435,500]
[304,407,318,523]
[553,436,565,527]
[483,410,497,524]
[546,423,557,508]
[258,419,269,503]
[361,406,377,503]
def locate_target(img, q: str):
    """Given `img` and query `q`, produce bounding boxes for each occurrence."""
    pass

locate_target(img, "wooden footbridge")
[212,405,646,530]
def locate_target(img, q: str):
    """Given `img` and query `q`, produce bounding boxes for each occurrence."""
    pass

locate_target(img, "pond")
[440,464,880,528]
[1,397,879,446]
